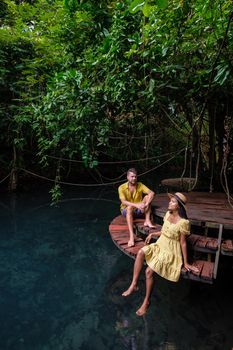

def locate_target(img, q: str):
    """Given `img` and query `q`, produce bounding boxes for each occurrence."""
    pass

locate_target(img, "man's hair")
[127,168,137,176]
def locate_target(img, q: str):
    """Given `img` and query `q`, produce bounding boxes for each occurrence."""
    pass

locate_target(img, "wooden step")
[181,260,214,284]
[136,223,218,253]
[221,239,233,256]
[187,234,218,253]
[151,192,233,227]
[136,222,162,238]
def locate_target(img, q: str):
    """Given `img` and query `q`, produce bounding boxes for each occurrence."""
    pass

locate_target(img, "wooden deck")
[109,192,233,284]
[152,192,233,228]
[153,192,233,257]
[109,215,216,284]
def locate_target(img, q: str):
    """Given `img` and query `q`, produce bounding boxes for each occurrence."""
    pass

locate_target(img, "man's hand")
[136,202,146,211]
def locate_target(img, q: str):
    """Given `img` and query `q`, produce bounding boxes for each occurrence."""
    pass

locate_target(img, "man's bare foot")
[128,240,135,247]
[122,284,138,297]
[143,221,156,229]
[136,301,150,316]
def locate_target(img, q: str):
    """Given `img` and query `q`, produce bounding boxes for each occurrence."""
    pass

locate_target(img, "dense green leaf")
[0,0,233,193]
[129,0,145,14]
[156,0,168,9]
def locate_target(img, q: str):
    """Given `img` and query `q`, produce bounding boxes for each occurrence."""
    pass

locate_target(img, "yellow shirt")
[118,181,151,211]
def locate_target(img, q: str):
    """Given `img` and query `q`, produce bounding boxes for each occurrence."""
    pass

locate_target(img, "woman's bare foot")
[128,240,135,247]
[136,300,150,316]
[122,284,138,297]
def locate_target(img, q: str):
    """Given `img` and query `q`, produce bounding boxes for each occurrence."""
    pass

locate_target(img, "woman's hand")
[145,233,153,245]
[184,263,199,274]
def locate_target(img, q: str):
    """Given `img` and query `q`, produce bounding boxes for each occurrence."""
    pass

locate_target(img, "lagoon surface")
[0,186,232,350]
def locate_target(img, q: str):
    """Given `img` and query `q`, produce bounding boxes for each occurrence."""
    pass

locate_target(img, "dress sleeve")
[180,219,190,236]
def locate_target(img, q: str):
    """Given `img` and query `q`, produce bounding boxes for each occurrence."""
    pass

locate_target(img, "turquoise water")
[0,187,232,350]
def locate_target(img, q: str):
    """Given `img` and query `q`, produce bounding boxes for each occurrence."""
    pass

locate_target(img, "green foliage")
[0,0,233,190]
[50,183,62,204]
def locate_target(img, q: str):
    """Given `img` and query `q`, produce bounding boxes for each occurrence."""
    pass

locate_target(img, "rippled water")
[0,186,232,350]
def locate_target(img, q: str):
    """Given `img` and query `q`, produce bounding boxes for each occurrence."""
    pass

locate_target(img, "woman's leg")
[136,266,154,316]
[122,249,145,296]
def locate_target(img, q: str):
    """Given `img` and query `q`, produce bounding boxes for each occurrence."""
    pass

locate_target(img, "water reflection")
[108,267,233,350]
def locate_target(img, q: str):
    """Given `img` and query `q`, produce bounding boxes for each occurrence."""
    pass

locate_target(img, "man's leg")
[143,195,155,228]
[125,206,135,247]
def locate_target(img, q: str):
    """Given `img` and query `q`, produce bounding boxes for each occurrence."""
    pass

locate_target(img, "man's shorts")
[121,208,144,218]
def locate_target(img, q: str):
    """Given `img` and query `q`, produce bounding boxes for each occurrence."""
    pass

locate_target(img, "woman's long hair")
[178,202,188,219]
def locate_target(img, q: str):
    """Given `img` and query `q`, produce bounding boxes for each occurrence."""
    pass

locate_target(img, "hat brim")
[167,193,186,208]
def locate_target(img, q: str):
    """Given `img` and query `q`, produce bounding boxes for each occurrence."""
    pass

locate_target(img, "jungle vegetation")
[0,0,233,199]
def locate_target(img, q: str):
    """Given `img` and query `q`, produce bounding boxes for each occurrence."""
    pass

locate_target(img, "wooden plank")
[133,218,145,224]
[136,223,162,234]
[187,234,200,246]
[110,232,127,237]
[110,225,129,230]
[190,236,218,252]
[113,238,128,245]
[136,225,218,253]
[194,237,208,248]
[221,239,233,256]
[111,230,128,237]
[114,237,143,245]
[206,239,218,250]
[181,260,214,284]
[152,192,233,227]
[221,239,233,251]
[125,242,144,255]
[201,261,214,281]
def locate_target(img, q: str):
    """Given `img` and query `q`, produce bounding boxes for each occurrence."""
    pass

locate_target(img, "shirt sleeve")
[180,220,190,236]
[140,183,151,194]
[118,185,125,201]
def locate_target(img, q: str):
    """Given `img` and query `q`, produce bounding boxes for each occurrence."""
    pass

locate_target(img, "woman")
[122,192,199,316]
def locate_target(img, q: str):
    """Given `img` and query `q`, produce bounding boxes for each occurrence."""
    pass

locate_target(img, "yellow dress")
[142,211,190,282]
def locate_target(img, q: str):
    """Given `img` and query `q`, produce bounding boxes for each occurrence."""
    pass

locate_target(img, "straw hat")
[168,192,187,207]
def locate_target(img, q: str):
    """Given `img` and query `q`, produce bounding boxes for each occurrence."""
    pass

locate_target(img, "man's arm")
[121,190,155,211]
[143,190,155,206]
[120,198,144,210]
[118,185,142,209]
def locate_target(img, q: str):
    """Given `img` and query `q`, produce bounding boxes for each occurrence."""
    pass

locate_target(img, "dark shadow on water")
[106,266,233,350]
[0,187,232,350]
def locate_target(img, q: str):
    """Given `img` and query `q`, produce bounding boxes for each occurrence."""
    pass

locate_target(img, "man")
[118,168,155,247]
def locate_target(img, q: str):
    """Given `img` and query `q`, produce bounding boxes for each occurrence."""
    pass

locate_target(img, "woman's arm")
[145,231,161,244]
[180,234,199,273]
